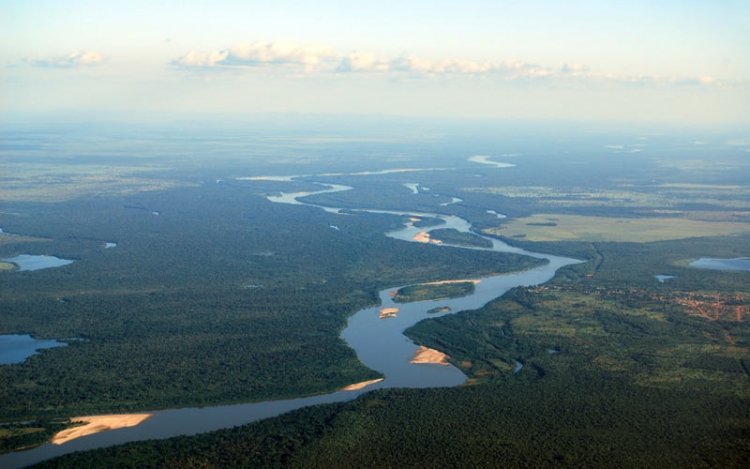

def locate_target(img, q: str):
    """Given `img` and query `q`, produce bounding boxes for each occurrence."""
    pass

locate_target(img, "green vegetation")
[427,228,493,248]
[3,124,749,466]
[427,306,450,314]
[393,282,475,303]
[0,420,82,454]
[486,213,750,242]
[412,217,445,228]
[0,261,16,271]
[0,184,541,420]
[0,163,191,202]
[32,236,750,468]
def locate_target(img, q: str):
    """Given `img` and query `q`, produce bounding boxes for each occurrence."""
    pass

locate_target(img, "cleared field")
[0,233,50,246]
[464,184,750,210]
[486,214,750,242]
[0,163,191,202]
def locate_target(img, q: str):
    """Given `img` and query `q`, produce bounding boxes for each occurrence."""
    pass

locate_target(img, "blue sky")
[2,0,749,123]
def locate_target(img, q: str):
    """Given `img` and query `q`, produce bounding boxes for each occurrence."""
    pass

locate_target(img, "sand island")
[379,307,399,319]
[340,378,385,391]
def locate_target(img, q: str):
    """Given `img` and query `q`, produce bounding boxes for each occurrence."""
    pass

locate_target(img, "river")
[0,178,580,468]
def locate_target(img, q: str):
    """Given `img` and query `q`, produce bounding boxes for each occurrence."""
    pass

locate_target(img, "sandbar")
[51,414,153,445]
[421,279,481,286]
[379,307,399,319]
[410,346,450,366]
[412,232,442,244]
[340,378,384,391]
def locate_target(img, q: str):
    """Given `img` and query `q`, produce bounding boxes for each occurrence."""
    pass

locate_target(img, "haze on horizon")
[2,0,749,125]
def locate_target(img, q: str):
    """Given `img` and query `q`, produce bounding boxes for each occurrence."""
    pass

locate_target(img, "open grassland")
[0,163,192,202]
[464,183,750,211]
[486,214,750,242]
[0,233,50,246]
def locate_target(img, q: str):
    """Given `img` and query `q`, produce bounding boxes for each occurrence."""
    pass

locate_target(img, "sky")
[2,0,749,124]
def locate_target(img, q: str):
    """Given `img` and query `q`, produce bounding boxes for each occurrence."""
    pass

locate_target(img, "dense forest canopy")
[1,120,748,466]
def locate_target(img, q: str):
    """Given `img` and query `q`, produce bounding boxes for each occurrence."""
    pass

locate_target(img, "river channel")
[1,179,580,468]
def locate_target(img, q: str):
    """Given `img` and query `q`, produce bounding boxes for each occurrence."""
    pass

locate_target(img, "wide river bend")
[1,179,580,468]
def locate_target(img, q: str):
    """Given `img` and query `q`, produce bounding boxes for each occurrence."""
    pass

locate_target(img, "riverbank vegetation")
[0,420,82,455]
[0,183,542,421]
[393,281,475,303]
[425,228,493,248]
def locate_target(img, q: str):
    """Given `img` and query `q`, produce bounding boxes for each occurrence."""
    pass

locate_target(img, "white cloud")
[26,51,105,68]
[391,56,496,74]
[172,42,336,71]
[169,41,728,89]
[561,62,589,74]
[336,53,553,79]
[578,72,723,88]
[337,52,391,72]
[172,50,229,67]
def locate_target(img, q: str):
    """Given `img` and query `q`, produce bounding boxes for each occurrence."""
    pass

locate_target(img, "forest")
[28,234,750,468]
[0,181,541,422]
[1,123,748,466]
[393,281,476,303]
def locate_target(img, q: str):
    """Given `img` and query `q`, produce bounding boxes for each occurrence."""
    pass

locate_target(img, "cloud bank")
[338,53,553,79]
[170,41,725,88]
[26,51,105,68]
[172,42,336,71]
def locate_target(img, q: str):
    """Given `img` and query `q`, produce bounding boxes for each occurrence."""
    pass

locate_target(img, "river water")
[1,179,579,468]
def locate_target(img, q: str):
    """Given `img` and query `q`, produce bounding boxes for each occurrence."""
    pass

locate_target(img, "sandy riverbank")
[410,346,450,366]
[340,378,385,391]
[51,414,154,445]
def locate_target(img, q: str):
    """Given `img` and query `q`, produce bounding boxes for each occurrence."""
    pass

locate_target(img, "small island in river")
[393,280,479,304]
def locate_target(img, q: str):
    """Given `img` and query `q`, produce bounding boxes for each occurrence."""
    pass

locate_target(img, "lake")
[1,254,75,271]
[690,257,750,271]
[0,335,67,365]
